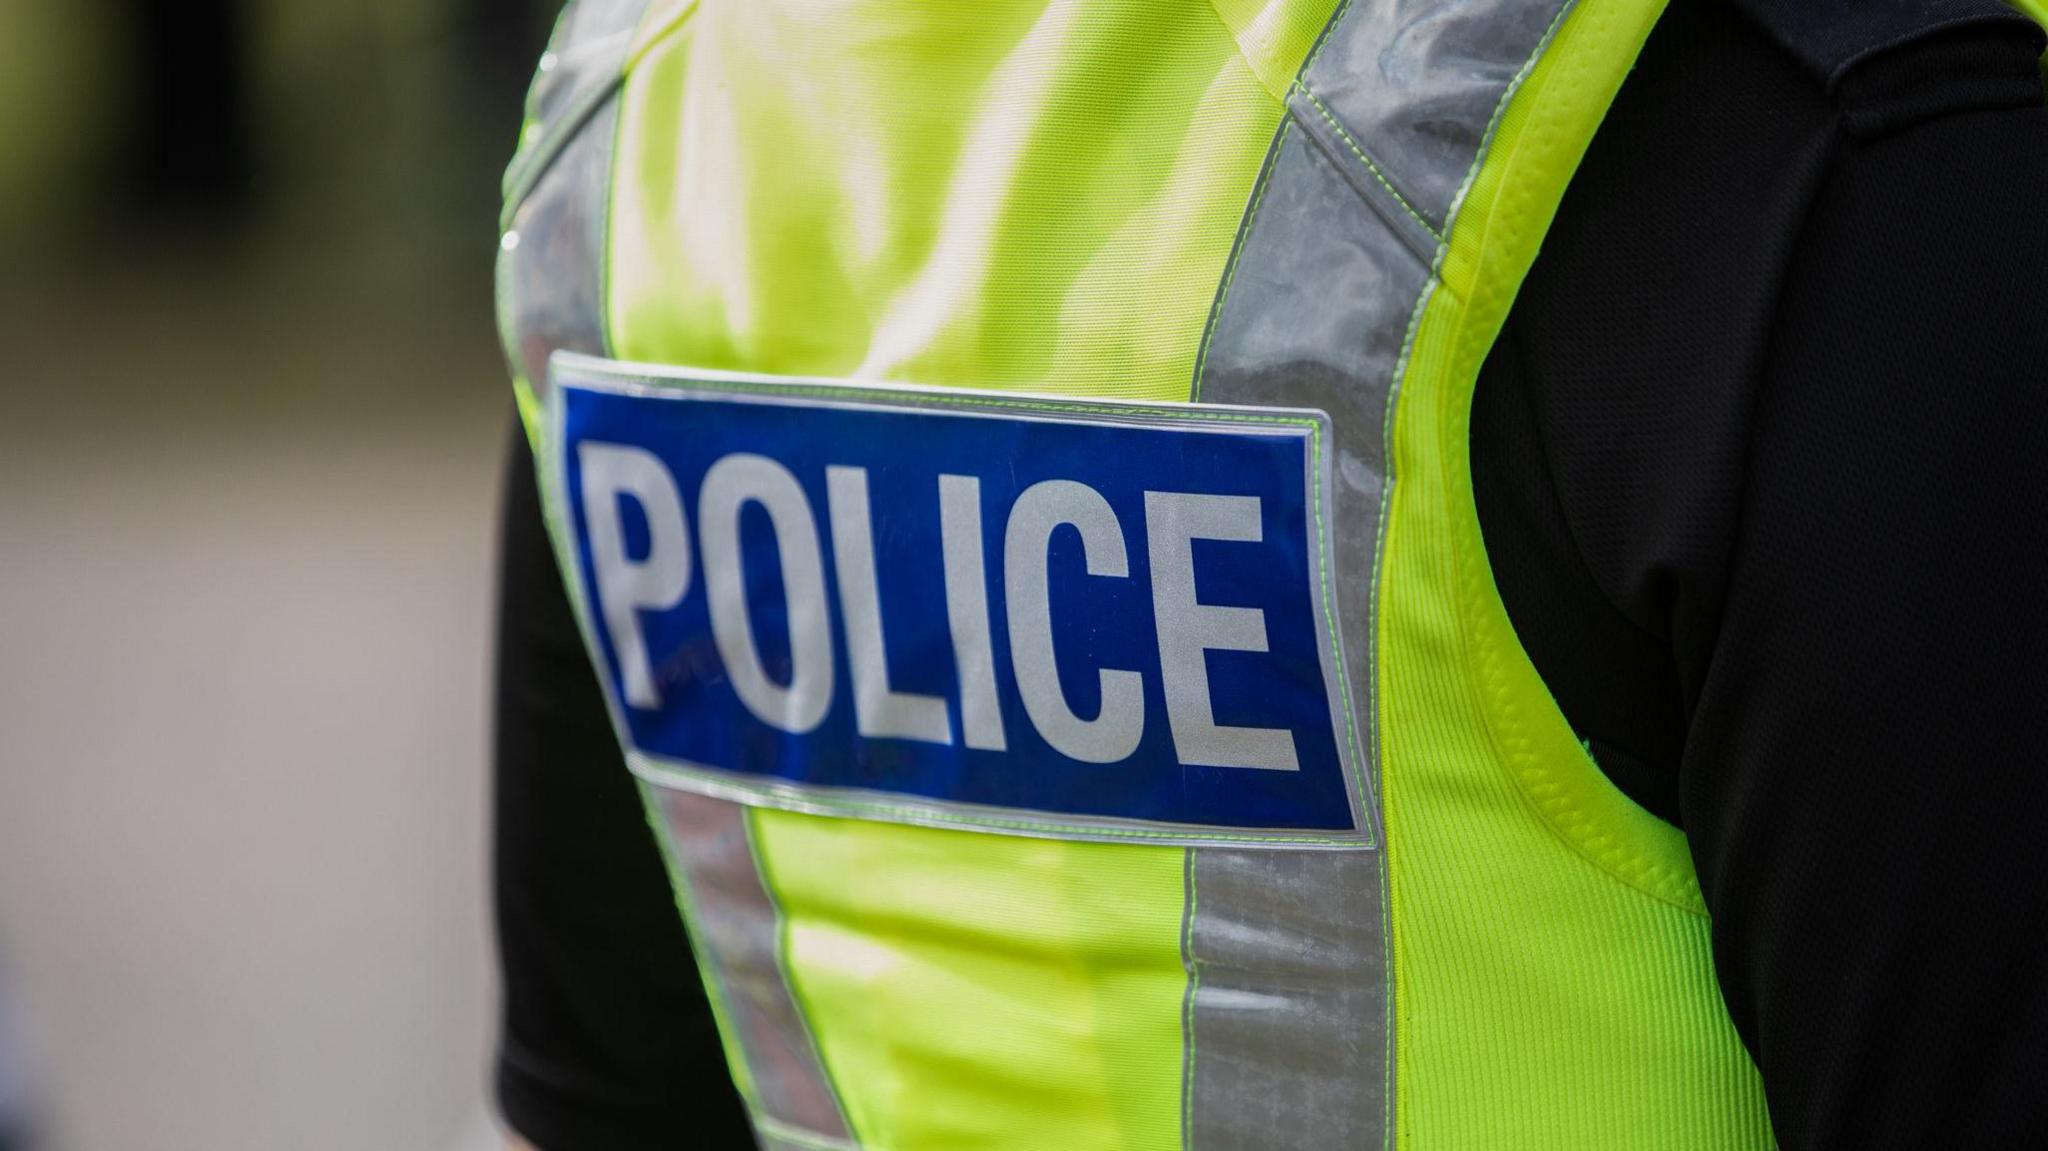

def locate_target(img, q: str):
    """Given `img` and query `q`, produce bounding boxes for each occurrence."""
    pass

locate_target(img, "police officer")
[491,0,2048,1146]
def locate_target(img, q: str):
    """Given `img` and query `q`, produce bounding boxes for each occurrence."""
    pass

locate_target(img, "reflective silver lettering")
[939,474,1006,751]
[1145,491,1299,771]
[699,453,833,734]
[826,465,952,745]
[578,442,691,710]
[1004,480,1143,764]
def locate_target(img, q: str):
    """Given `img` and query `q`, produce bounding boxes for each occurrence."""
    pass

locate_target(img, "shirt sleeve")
[1474,6,2048,1144]
[1675,92,2048,1150]
[493,428,756,1150]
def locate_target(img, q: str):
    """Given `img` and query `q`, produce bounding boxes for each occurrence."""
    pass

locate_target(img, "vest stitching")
[1434,0,1706,905]
[1291,84,1446,241]
[1303,0,1356,77]
[1437,0,1577,244]
[1406,0,1714,913]
[1177,848,1201,1149]
[1190,117,1295,402]
[742,814,861,1143]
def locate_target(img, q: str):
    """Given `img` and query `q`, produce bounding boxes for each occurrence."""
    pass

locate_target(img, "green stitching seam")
[1179,846,1202,1148]
[1355,2,1589,1138]
[1376,772,1396,1151]
[622,0,701,73]
[1373,277,1435,1151]
[1301,0,1356,78]
[1191,116,1295,402]
[501,75,625,232]
[742,811,861,1139]
[1435,0,1578,244]
[599,0,698,358]
[1306,395,1374,828]
[1403,0,1707,913]
[1291,83,1444,242]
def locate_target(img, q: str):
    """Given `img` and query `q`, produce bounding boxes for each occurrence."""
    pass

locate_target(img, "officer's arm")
[493,432,754,1148]
[1678,89,2048,1148]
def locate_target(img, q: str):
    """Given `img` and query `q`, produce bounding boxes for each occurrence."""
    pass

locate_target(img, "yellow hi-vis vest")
[496,0,1773,1146]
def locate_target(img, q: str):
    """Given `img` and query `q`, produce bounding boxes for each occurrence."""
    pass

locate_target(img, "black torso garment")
[493,2,2048,1146]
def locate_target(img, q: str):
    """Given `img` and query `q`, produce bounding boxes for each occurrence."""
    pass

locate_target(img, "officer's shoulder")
[1725,0,2045,136]
[1729,0,2039,83]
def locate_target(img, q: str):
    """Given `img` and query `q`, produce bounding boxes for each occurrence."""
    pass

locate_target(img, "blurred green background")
[0,3,555,1147]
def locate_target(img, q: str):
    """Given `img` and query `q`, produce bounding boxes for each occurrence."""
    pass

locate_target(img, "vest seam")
[1376,277,1435,1151]
[1443,0,1698,848]
[500,76,626,231]
[1190,0,1357,405]
[1195,0,1289,104]
[1196,0,1361,102]
[1421,0,1703,907]
[741,810,861,1144]
[499,1,688,233]
[1422,0,1713,915]
[621,0,701,72]
[1458,377,1711,912]
[1459,496,1709,914]
[1190,116,1296,403]
[1302,0,1356,79]
[1244,0,1443,256]
[600,0,695,359]
[597,84,630,361]
[1177,847,1201,1151]
[1435,0,1579,244]
[1290,84,1446,241]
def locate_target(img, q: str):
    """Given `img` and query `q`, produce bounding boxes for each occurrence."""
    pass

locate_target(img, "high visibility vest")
[496,1,1775,1146]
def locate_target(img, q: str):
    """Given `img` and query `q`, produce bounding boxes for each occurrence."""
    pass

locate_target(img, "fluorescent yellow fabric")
[750,810,1187,1150]
[603,3,1336,1147]
[607,0,1324,399]
[1376,0,1774,1144]
[1203,0,1342,99]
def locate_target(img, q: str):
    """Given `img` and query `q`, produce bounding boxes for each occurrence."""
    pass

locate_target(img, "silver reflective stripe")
[1183,848,1390,1149]
[1301,0,1576,231]
[502,0,653,210]
[519,218,861,1142]
[497,9,854,1142]
[496,0,654,396]
[1193,119,1425,779]
[498,95,620,398]
[1189,0,1578,1145]
[651,789,853,1144]
[758,1132,859,1151]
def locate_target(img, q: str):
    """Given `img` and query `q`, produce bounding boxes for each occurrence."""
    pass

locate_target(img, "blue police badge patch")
[541,353,1373,848]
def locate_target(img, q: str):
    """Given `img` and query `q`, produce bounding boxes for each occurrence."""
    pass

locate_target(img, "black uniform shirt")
[493,2,2048,1146]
